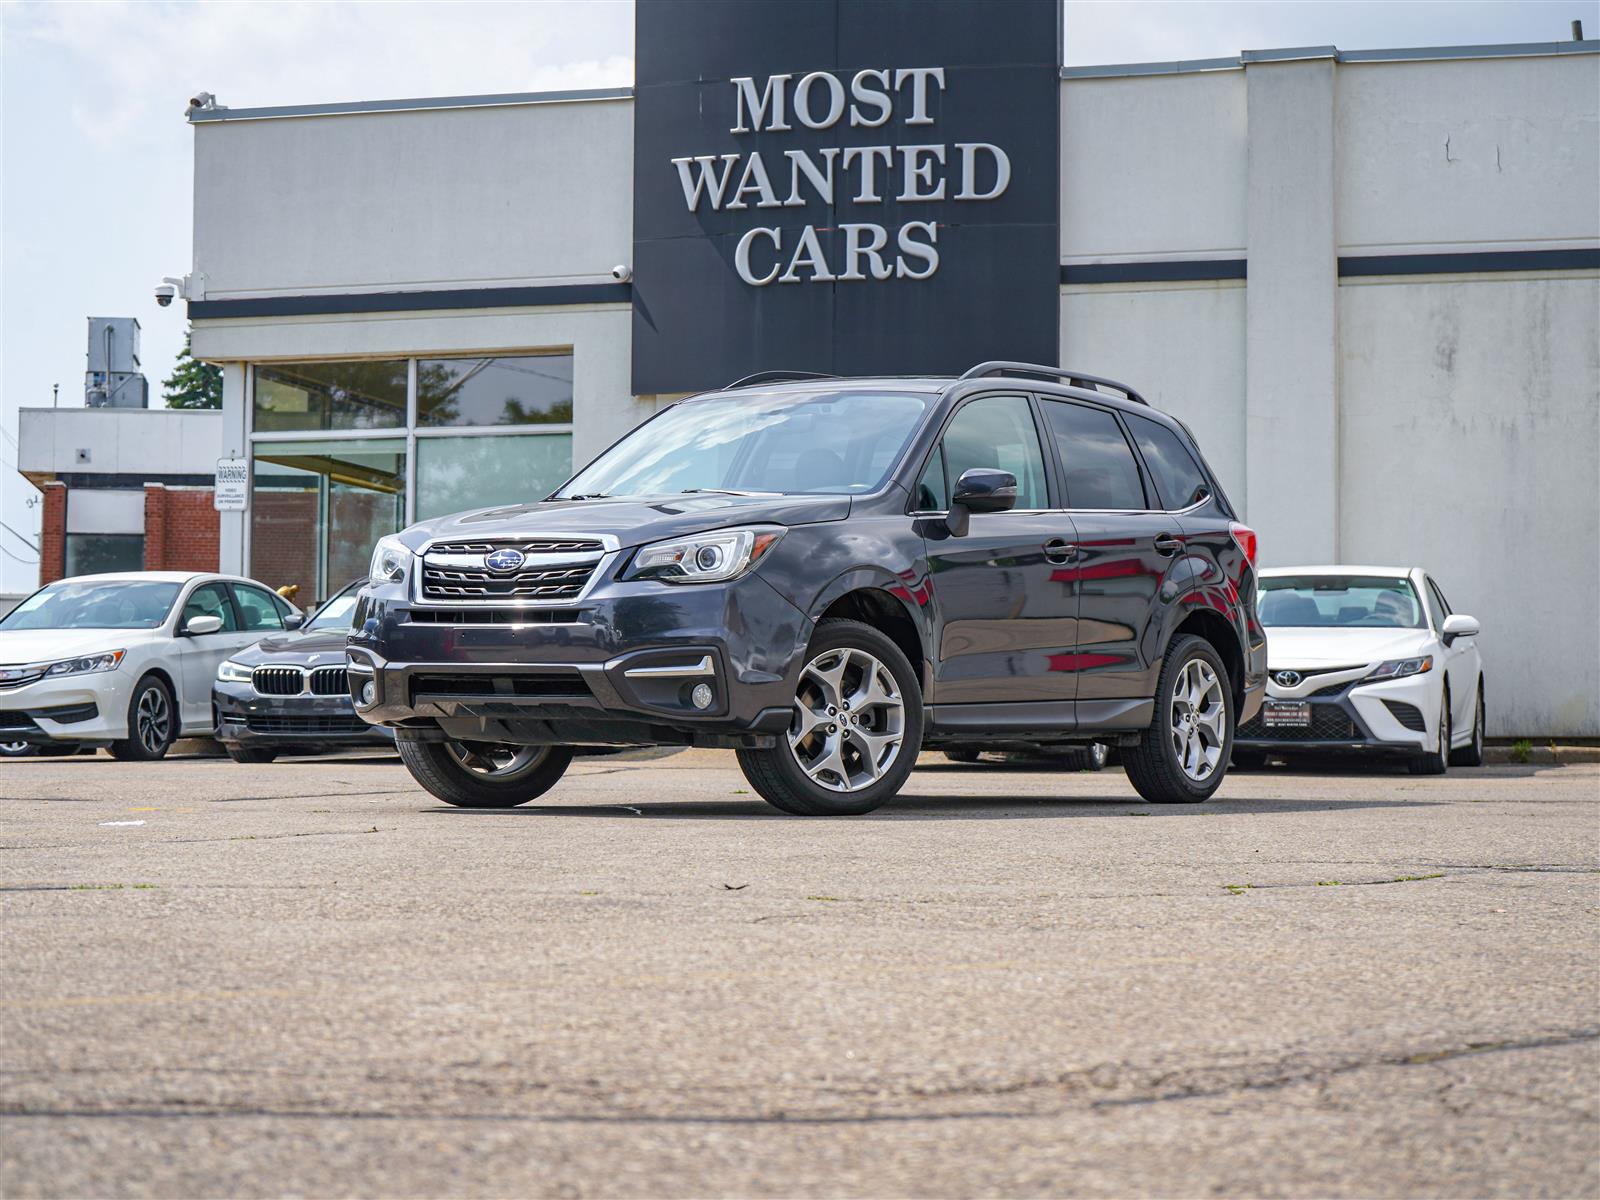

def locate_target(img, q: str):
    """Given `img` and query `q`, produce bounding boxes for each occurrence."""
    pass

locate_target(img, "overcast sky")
[1,0,1592,591]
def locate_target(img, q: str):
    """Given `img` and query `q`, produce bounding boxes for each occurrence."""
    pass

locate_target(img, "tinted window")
[915,444,948,511]
[183,583,239,632]
[233,585,286,632]
[1126,413,1211,509]
[1042,401,1147,510]
[417,355,573,428]
[940,396,1047,510]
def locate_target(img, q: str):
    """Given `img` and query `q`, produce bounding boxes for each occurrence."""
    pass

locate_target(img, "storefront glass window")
[416,355,573,428]
[254,361,407,432]
[249,438,406,600]
[415,434,572,520]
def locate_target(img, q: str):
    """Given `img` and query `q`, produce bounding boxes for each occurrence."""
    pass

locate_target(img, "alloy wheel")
[787,646,905,793]
[444,742,550,780]
[136,686,171,755]
[1169,658,1226,782]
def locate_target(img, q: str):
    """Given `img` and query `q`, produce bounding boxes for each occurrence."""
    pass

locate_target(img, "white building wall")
[18,407,222,477]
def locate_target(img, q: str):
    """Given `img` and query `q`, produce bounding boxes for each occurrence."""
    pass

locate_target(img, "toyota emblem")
[484,548,526,573]
[1273,670,1302,688]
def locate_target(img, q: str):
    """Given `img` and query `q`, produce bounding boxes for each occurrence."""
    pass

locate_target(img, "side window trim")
[904,391,1052,514]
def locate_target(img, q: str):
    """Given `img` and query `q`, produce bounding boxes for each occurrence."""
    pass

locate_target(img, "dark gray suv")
[348,363,1266,815]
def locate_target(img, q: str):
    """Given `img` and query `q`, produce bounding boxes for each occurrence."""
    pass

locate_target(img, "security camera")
[611,264,633,283]
[155,284,176,307]
[189,91,217,112]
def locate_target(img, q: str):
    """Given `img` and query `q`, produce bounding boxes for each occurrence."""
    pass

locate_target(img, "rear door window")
[1041,401,1147,510]
[1125,413,1212,510]
[232,584,287,632]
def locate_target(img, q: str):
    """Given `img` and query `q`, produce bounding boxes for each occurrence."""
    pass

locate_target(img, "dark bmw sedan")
[213,581,392,763]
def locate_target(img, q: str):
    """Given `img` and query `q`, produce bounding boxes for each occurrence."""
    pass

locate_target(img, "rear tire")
[1449,680,1485,767]
[943,747,982,764]
[737,618,923,816]
[225,746,278,765]
[1410,690,1450,775]
[109,676,177,761]
[1231,749,1268,770]
[399,739,573,808]
[1123,635,1233,804]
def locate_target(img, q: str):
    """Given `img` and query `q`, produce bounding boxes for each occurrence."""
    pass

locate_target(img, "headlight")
[1365,655,1432,681]
[627,527,784,584]
[217,659,254,684]
[369,535,411,586]
[43,650,125,677]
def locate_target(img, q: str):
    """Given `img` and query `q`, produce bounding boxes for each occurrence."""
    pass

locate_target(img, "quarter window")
[1126,413,1211,510]
[233,585,287,632]
[938,396,1047,510]
[1042,401,1147,510]
[915,444,948,511]
[1424,578,1451,630]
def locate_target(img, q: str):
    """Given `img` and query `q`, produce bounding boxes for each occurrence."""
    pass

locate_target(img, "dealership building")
[176,9,1598,737]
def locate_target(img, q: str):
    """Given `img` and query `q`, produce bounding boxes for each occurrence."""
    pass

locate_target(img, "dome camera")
[154,284,177,307]
[610,264,633,283]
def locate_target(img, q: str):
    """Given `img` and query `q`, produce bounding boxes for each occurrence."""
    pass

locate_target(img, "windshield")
[1259,576,1425,629]
[306,582,361,631]
[555,388,934,499]
[0,580,181,631]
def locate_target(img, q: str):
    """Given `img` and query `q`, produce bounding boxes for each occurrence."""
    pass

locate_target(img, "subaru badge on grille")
[484,548,526,573]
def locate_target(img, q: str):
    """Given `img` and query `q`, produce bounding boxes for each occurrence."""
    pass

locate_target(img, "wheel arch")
[811,578,929,693]
[1172,608,1246,713]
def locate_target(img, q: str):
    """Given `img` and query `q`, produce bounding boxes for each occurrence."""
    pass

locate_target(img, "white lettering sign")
[214,457,249,511]
[677,64,1011,287]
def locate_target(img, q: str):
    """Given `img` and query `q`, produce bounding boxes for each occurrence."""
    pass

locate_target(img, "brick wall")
[143,485,220,573]
[39,482,66,585]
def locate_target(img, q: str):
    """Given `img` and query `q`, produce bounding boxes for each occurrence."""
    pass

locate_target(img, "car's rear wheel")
[398,739,573,808]
[1123,635,1233,804]
[225,746,278,765]
[943,747,982,764]
[1449,680,1485,767]
[1231,749,1268,770]
[1070,741,1110,772]
[109,676,177,761]
[737,618,923,816]
[1410,690,1450,775]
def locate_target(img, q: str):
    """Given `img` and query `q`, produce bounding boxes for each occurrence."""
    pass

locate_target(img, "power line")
[0,520,40,553]
[0,541,38,565]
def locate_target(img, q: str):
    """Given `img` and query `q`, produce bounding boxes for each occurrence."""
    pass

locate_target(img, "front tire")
[1123,635,1233,804]
[1410,689,1450,775]
[1449,680,1485,767]
[225,746,278,765]
[399,739,573,808]
[109,676,177,761]
[737,618,923,816]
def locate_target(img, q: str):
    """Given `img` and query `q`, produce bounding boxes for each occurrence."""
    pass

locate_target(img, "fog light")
[691,682,714,710]
[361,680,376,706]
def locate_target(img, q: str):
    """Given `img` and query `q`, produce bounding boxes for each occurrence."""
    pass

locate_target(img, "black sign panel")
[632,0,1060,395]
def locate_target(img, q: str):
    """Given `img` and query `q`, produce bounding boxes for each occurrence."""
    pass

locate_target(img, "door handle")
[1153,534,1184,556]
[1043,538,1078,563]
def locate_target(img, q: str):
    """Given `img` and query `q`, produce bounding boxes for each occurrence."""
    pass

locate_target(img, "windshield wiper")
[558,493,612,501]
[678,488,781,497]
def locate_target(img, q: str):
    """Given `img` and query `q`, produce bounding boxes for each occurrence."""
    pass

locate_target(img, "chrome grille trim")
[413,532,621,608]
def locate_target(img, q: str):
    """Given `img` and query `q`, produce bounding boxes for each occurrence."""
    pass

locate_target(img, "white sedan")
[0,572,302,760]
[1235,565,1484,774]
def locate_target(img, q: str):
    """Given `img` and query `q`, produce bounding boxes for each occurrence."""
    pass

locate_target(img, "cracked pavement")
[2,751,1596,1197]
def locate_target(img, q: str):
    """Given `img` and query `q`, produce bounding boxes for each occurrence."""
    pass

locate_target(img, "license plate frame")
[1263,700,1312,728]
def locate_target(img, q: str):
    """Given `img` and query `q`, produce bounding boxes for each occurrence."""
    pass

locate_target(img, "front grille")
[421,563,598,601]
[1310,681,1354,698]
[246,714,373,735]
[309,666,348,696]
[0,710,41,734]
[0,669,44,690]
[1383,700,1427,731]
[428,537,605,555]
[252,666,305,696]
[404,607,585,625]
[409,672,592,704]
[1239,704,1360,742]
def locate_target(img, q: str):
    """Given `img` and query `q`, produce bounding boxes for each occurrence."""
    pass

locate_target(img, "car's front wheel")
[0,740,35,758]
[1122,634,1233,804]
[398,739,573,808]
[1449,679,1485,767]
[109,675,177,761]
[737,618,923,816]
[1410,690,1450,775]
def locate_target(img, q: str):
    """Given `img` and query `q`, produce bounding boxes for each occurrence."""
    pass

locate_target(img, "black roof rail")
[958,361,1149,406]
[723,370,838,390]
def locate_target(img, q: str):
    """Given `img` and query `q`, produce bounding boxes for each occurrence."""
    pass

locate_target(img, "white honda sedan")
[0,572,302,760]
[1235,566,1484,774]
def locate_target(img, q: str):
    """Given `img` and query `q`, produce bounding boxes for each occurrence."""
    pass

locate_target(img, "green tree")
[163,334,223,409]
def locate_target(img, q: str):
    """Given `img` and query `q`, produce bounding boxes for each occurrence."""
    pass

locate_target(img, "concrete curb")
[1483,743,1600,765]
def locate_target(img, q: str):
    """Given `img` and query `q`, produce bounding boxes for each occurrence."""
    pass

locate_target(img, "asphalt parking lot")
[2,749,1596,1198]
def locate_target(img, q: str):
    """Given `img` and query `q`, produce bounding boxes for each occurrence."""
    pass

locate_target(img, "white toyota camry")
[1235,565,1485,773]
[0,572,303,760]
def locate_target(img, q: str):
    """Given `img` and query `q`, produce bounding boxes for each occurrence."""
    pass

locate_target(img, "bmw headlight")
[217,659,254,684]
[369,535,411,586]
[44,650,125,677]
[627,527,784,584]
[1365,655,1432,681]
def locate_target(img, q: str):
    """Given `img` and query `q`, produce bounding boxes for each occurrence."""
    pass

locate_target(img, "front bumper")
[214,682,394,750]
[347,571,809,748]
[1236,671,1436,755]
[0,674,129,745]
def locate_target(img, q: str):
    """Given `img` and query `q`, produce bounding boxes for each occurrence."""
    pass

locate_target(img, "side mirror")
[946,468,1018,536]
[1441,613,1479,645]
[185,614,224,636]
[283,612,305,631]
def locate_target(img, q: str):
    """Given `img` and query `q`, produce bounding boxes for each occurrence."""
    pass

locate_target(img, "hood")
[232,627,350,666]
[0,627,155,665]
[401,492,852,552]
[1265,626,1433,669]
